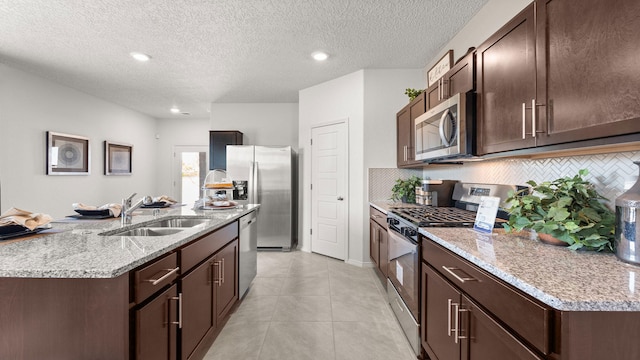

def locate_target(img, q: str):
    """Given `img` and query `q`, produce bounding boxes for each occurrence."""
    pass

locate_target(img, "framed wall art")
[104,141,132,175]
[46,131,90,175]
[427,49,453,87]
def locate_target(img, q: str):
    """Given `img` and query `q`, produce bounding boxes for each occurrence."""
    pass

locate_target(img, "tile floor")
[203,250,416,360]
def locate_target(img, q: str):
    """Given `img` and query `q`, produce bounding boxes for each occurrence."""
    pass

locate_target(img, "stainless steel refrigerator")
[226,145,297,250]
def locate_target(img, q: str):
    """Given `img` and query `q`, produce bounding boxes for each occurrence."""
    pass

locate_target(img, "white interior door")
[173,146,208,205]
[311,121,348,260]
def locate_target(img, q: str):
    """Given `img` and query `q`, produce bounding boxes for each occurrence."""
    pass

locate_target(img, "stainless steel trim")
[221,258,225,284]
[442,266,477,283]
[447,298,453,337]
[403,146,408,161]
[213,261,221,285]
[453,302,460,343]
[145,267,179,285]
[170,293,183,328]
[458,308,470,340]
[531,99,537,138]
[522,102,526,139]
[248,161,255,203]
[438,108,453,147]
[387,278,420,356]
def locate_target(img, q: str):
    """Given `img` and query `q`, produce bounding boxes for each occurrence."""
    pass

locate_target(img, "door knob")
[337,196,344,201]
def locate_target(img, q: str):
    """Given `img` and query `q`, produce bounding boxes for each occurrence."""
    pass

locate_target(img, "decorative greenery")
[503,169,615,251]
[391,176,422,203]
[405,88,424,101]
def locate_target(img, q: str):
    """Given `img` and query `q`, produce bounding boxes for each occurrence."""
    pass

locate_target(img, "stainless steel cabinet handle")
[213,261,221,285]
[170,293,182,328]
[403,146,408,162]
[447,298,453,337]
[531,98,537,138]
[522,102,526,139]
[221,258,225,284]
[442,266,477,283]
[458,307,470,341]
[145,267,179,286]
[453,302,460,343]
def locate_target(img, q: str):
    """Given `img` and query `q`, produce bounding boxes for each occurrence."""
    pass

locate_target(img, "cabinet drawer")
[422,239,551,355]
[134,252,179,303]
[369,207,387,228]
[181,221,238,273]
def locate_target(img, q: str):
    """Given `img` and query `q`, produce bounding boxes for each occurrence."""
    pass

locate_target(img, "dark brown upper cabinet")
[426,51,475,111]
[535,0,640,146]
[477,4,537,155]
[209,131,243,170]
[477,0,640,155]
[397,92,426,168]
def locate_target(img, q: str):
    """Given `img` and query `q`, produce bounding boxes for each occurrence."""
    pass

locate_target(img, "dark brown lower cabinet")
[136,284,178,360]
[422,265,542,360]
[214,239,239,324]
[181,259,215,360]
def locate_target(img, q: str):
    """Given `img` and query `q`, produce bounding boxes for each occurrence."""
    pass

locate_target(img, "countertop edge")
[419,228,640,312]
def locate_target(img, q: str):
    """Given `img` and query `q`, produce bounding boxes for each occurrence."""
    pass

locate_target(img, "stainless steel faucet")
[121,194,144,226]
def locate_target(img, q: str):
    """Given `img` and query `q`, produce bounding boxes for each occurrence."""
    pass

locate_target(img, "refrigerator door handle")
[249,161,259,204]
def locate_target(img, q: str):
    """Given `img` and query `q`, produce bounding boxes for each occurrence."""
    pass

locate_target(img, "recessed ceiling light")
[312,51,329,61]
[170,107,180,114]
[130,52,151,62]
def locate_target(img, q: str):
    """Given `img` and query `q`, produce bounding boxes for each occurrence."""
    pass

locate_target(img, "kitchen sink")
[102,227,184,237]
[143,218,211,228]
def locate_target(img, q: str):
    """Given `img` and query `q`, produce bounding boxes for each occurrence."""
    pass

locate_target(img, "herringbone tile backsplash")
[369,151,640,206]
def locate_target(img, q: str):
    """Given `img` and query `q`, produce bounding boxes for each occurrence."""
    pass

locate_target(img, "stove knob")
[388,218,399,226]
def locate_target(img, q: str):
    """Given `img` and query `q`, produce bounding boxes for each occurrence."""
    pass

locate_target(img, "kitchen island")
[0,204,259,360]
[420,227,640,360]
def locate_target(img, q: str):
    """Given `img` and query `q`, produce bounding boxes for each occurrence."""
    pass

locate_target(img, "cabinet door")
[136,284,178,360]
[426,81,443,110]
[423,265,461,360]
[209,131,243,170]
[535,0,640,146]
[214,239,239,324]
[447,52,474,98]
[476,4,537,155]
[369,220,380,268]
[378,226,389,277]
[181,259,214,360]
[397,94,426,168]
[461,295,543,360]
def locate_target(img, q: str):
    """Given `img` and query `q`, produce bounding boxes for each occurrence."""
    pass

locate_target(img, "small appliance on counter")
[415,179,457,206]
[615,161,640,265]
[202,169,234,200]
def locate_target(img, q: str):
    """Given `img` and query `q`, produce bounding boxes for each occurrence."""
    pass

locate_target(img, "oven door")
[387,227,419,321]
[415,93,461,161]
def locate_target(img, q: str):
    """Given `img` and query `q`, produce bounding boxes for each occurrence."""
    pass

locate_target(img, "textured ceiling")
[0,0,488,118]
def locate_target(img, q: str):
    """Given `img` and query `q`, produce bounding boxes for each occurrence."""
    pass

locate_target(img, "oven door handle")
[438,109,455,147]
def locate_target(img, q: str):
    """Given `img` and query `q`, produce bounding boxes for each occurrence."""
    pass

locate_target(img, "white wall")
[299,70,364,263]
[155,118,211,199]
[0,63,158,219]
[210,103,298,150]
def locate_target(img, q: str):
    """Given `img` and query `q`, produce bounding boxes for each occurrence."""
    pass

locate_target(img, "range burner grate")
[390,206,486,227]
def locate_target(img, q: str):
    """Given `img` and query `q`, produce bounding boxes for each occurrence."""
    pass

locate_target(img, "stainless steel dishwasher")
[239,211,258,298]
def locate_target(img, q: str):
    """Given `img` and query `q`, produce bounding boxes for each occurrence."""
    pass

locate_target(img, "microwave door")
[415,111,450,161]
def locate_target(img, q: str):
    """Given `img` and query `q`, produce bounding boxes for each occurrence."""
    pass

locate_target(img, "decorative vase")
[537,233,568,247]
[615,161,640,265]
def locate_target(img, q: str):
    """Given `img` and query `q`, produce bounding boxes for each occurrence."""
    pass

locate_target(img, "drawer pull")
[221,258,225,284]
[442,266,477,283]
[453,301,460,343]
[145,267,180,286]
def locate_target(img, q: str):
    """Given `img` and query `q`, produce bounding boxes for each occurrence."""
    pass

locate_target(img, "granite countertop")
[420,227,640,312]
[0,205,259,279]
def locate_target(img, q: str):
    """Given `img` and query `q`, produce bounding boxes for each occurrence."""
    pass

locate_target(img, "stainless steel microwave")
[414,92,474,162]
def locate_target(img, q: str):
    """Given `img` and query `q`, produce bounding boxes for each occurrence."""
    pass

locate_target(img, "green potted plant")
[391,176,422,203]
[405,88,424,102]
[503,169,615,251]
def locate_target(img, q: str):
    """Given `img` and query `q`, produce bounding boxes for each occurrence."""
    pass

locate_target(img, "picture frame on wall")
[427,49,454,87]
[104,141,132,175]
[46,131,90,175]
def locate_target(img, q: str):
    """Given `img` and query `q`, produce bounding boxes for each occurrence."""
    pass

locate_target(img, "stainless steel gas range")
[386,182,522,356]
